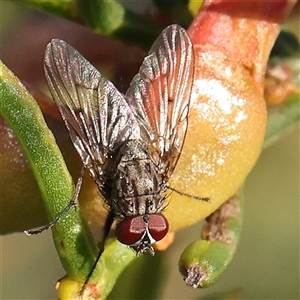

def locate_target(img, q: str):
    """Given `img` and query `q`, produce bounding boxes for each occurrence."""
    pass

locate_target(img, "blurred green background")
[1,1,299,299]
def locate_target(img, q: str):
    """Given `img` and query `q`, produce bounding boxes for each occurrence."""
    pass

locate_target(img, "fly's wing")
[125,24,194,179]
[44,39,138,187]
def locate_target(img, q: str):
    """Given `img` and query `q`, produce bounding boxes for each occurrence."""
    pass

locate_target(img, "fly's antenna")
[24,166,85,235]
[167,186,210,202]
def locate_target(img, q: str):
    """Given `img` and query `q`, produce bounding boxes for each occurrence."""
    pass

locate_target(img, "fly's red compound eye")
[116,214,169,246]
[116,216,146,245]
[148,214,169,242]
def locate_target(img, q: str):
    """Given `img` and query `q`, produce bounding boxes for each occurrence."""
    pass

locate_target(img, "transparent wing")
[44,39,138,186]
[125,24,194,178]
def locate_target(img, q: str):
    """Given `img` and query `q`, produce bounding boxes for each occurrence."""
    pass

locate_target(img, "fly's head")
[115,213,169,255]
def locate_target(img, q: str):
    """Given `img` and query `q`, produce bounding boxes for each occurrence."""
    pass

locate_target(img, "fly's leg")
[168,186,210,202]
[24,166,85,235]
[101,209,115,252]
[79,209,115,296]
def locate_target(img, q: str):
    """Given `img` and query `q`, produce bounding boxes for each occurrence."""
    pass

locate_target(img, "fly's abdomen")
[110,141,166,216]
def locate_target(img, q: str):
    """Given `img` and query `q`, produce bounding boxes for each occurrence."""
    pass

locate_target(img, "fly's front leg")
[24,166,85,235]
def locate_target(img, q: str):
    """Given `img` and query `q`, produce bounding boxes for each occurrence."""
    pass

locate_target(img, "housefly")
[30,24,195,256]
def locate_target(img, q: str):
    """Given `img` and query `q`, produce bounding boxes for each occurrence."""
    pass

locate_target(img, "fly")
[26,25,207,258]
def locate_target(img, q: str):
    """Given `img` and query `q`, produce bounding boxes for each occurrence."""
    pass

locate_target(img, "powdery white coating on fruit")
[166,48,267,231]
[188,145,228,177]
[191,78,247,126]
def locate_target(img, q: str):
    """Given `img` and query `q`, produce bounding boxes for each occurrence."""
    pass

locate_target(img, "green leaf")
[76,0,161,49]
[178,191,244,288]
[264,95,300,148]
[57,238,136,299]
[77,0,125,34]
[0,61,99,282]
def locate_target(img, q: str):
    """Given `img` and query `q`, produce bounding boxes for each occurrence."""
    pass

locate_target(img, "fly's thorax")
[112,192,167,218]
[109,140,167,216]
